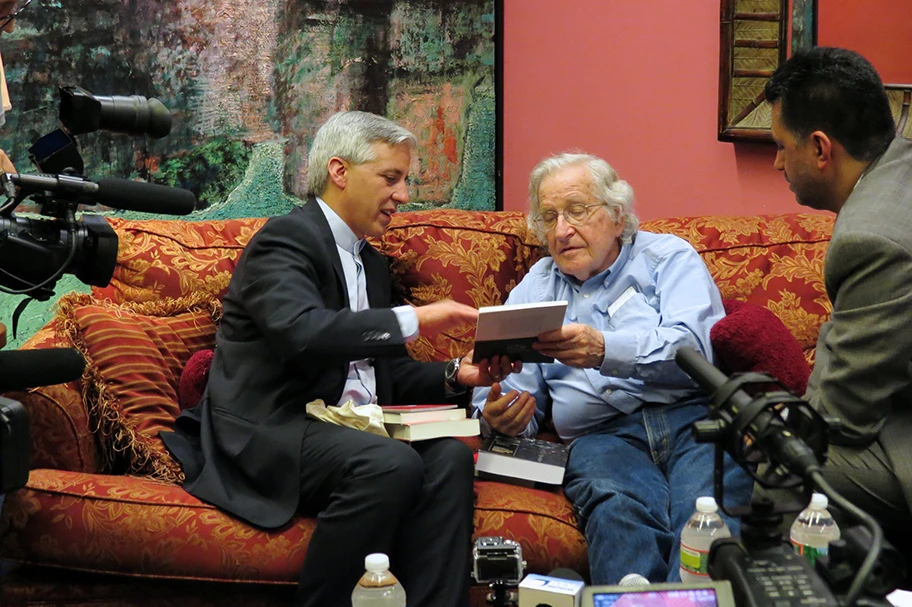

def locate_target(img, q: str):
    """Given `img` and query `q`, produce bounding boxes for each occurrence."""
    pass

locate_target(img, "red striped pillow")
[56,293,221,482]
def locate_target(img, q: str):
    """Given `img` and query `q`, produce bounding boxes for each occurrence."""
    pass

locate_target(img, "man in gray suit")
[164,111,518,607]
[765,47,912,535]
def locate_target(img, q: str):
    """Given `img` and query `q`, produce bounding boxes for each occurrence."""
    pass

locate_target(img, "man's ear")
[327,157,348,189]
[810,131,834,169]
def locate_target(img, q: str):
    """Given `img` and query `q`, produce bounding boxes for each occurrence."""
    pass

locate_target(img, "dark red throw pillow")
[178,349,214,410]
[710,299,811,396]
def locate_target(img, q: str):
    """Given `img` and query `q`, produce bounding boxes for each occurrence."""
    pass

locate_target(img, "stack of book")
[381,404,480,441]
[475,434,570,487]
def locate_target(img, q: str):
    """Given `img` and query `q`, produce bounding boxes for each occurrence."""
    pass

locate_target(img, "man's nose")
[773,151,785,171]
[553,214,575,237]
[393,181,410,204]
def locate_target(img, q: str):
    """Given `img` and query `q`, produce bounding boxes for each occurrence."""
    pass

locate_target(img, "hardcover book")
[385,417,480,442]
[475,434,570,486]
[473,301,568,363]
[380,404,465,424]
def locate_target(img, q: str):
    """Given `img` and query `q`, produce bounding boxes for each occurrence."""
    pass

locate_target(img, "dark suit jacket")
[805,136,912,512]
[162,199,447,528]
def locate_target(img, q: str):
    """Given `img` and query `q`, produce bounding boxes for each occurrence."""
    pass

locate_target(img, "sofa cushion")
[641,213,834,368]
[93,216,267,304]
[374,210,544,362]
[711,299,811,395]
[56,293,222,482]
[0,470,587,585]
[179,349,215,410]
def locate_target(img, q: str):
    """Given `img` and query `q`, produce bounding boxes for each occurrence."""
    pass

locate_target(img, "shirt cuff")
[599,331,637,378]
[392,305,419,342]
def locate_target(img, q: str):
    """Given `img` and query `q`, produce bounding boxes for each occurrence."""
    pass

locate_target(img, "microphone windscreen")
[618,573,651,586]
[96,178,196,215]
[547,568,585,582]
[0,348,86,392]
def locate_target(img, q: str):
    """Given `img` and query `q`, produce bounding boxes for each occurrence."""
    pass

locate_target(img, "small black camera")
[472,536,526,585]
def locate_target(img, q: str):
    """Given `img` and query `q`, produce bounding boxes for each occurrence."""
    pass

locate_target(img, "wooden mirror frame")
[718,0,912,142]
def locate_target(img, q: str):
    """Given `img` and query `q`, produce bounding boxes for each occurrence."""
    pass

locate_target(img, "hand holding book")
[457,352,523,388]
[532,323,606,369]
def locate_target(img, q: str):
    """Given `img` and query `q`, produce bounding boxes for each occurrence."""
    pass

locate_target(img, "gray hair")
[527,153,639,242]
[306,111,418,197]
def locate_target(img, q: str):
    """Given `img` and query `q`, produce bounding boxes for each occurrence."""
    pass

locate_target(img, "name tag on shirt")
[607,286,637,317]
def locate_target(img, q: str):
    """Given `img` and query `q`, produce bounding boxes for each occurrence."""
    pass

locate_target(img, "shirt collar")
[315,197,365,254]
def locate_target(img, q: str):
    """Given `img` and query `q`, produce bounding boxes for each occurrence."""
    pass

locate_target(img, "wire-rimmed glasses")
[532,202,607,233]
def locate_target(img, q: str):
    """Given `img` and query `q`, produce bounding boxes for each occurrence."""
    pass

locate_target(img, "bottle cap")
[810,493,828,510]
[365,553,390,572]
[695,496,718,513]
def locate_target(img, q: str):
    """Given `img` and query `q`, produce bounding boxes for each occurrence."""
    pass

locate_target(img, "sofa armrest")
[3,325,101,474]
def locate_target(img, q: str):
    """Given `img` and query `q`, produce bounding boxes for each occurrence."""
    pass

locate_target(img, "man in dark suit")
[163,111,518,607]
[764,47,912,536]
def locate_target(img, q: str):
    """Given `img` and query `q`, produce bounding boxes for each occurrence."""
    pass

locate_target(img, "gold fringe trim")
[55,292,223,484]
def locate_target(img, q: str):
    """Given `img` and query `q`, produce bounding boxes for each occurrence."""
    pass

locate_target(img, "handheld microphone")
[0,348,86,392]
[618,573,650,586]
[6,173,196,215]
[674,347,826,483]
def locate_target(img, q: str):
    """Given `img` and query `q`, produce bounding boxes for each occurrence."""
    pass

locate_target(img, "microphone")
[6,173,196,215]
[674,347,825,481]
[96,178,196,215]
[0,348,86,392]
[618,573,650,587]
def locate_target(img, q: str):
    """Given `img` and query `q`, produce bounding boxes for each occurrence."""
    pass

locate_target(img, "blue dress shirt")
[472,231,724,443]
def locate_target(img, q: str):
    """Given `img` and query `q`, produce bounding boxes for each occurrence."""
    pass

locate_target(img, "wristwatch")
[444,357,464,394]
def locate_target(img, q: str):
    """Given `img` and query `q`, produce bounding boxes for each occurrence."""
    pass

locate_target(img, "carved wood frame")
[718,0,912,142]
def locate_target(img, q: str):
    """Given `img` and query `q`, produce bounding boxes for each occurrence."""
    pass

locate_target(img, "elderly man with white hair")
[472,152,753,584]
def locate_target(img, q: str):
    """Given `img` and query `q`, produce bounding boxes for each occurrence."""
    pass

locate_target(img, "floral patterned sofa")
[0,210,834,606]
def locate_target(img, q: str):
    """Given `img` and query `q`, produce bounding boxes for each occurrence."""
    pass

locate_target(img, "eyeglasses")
[532,202,607,233]
[0,0,31,29]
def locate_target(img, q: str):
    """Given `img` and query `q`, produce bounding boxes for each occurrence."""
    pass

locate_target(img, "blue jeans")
[563,400,753,584]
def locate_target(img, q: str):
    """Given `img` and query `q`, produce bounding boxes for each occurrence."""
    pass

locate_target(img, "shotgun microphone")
[674,346,827,483]
[0,348,86,392]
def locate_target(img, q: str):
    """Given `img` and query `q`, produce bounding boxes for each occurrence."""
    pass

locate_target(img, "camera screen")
[591,588,719,607]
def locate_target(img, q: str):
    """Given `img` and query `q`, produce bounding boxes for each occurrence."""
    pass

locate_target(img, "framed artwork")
[1,0,501,217]
[718,0,912,142]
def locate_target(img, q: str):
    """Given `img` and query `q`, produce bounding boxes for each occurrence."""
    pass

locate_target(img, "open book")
[473,301,568,363]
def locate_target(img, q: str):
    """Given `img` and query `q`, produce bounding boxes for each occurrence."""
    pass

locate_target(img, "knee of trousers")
[349,441,427,496]
[570,482,662,525]
[434,439,476,482]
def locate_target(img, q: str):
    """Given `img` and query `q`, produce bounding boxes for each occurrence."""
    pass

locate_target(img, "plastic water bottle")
[351,553,406,607]
[790,493,841,566]
[679,496,731,583]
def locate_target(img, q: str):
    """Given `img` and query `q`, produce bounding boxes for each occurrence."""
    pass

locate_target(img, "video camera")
[0,85,195,304]
[675,347,906,607]
[0,85,197,494]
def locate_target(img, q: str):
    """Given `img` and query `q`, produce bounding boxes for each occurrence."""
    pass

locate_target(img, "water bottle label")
[791,539,828,566]
[680,543,710,577]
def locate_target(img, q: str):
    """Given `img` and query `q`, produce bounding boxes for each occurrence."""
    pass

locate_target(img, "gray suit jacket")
[163,199,447,528]
[805,136,912,511]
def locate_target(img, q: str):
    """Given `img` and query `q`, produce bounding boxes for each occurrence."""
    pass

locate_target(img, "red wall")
[817,0,912,84]
[501,0,799,219]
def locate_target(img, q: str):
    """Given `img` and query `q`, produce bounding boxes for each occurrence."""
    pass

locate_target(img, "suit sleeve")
[235,217,409,366]
[806,230,912,445]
